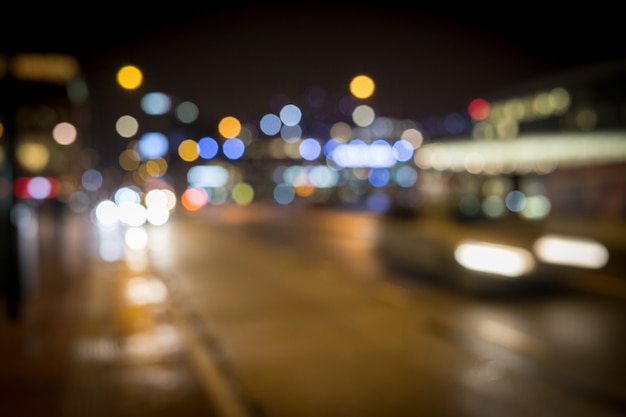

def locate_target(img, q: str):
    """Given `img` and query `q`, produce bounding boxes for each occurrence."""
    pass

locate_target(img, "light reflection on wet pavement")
[3,204,626,417]
[0,207,217,417]
[60,229,217,417]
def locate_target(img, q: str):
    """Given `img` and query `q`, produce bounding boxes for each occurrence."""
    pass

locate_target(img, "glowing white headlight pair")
[533,234,609,269]
[454,234,609,278]
[454,242,535,277]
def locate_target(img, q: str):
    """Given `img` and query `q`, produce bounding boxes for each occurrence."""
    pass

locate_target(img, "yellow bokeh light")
[294,184,315,197]
[145,158,168,177]
[350,75,375,99]
[178,139,199,162]
[218,116,242,138]
[117,65,143,90]
[16,143,49,172]
[119,149,140,171]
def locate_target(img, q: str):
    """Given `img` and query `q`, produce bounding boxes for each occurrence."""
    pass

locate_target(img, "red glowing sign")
[13,176,59,199]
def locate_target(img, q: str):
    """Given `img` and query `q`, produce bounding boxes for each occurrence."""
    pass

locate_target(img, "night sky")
[8,4,623,68]
[4,3,624,137]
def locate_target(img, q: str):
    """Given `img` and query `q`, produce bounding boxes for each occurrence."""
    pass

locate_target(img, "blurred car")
[375,204,612,296]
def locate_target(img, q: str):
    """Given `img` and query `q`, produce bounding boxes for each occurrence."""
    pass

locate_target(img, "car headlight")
[533,234,609,269]
[454,241,535,277]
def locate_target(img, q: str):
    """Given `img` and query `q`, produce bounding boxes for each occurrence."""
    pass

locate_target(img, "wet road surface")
[2,203,625,417]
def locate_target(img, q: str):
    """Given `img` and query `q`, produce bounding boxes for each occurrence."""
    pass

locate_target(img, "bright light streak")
[145,189,167,208]
[124,226,148,250]
[118,202,147,227]
[95,200,120,227]
[414,131,626,174]
[455,241,535,277]
[187,165,228,188]
[331,139,397,168]
[126,276,167,305]
[146,205,170,226]
[533,234,609,269]
[369,139,394,166]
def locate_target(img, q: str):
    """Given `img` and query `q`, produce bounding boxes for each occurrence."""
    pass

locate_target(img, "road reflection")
[115,204,626,417]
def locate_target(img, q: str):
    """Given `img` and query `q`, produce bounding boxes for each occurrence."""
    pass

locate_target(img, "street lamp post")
[1,63,23,320]
[1,52,81,320]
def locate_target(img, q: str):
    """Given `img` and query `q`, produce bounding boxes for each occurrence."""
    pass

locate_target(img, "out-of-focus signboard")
[7,53,79,84]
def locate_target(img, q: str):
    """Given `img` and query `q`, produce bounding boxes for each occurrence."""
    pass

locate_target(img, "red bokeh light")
[468,98,491,121]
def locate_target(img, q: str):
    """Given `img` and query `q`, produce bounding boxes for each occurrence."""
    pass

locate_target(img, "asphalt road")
[7,202,624,417]
[139,204,626,417]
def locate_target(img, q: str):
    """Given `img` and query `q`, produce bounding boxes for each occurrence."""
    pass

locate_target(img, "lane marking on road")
[157,268,262,417]
[170,309,254,417]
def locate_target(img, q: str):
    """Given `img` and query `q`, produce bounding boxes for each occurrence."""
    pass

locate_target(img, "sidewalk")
[0,207,218,417]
